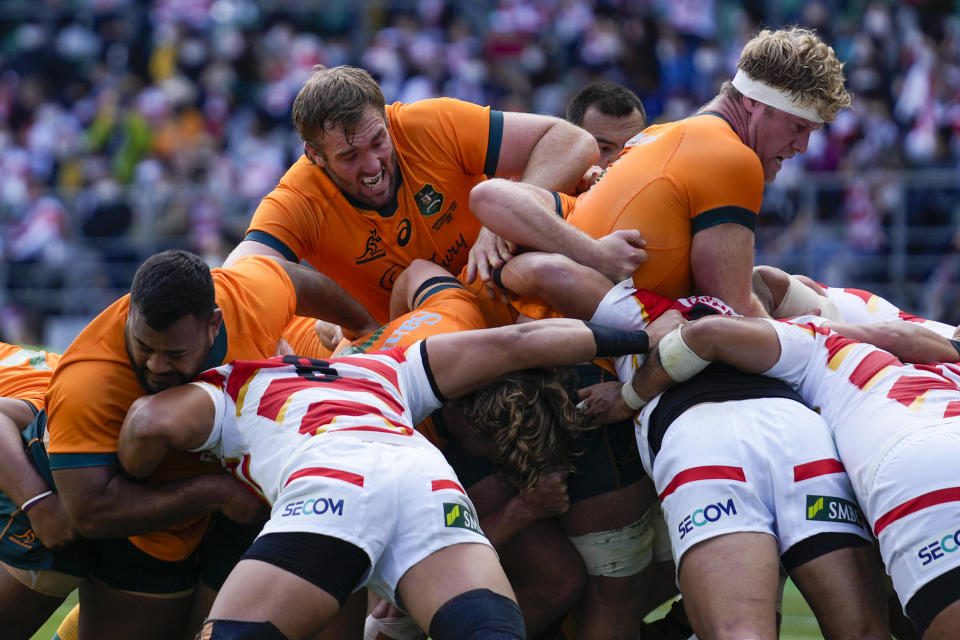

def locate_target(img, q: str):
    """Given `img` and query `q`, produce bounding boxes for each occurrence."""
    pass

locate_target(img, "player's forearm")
[53,466,238,539]
[520,123,599,193]
[470,180,605,266]
[0,413,51,507]
[291,269,379,334]
[479,497,541,549]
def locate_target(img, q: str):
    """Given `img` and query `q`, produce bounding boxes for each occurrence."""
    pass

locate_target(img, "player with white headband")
[468,26,852,324]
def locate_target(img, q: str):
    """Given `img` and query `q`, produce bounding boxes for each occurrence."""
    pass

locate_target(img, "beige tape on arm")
[773,277,843,321]
[658,326,710,382]
[620,380,646,410]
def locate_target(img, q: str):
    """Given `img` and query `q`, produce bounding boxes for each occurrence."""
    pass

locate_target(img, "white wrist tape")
[773,276,843,322]
[732,68,823,123]
[620,380,646,410]
[658,326,710,382]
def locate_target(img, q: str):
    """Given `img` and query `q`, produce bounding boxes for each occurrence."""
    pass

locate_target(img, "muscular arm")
[277,260,379,337]
[117,386,218,479]
[496,113,599,193]
[825,320,960,364]
[468,179,646,283]
[0,399,81,549]
[0,400,51,504]
[628,316,783,404]
[0,399,77,548]
[55,386,260,539]
[52,464,257,539]
[471,473,570,549]
[498,252,613,321]
[690,224,770,318]
[426,319,649,399]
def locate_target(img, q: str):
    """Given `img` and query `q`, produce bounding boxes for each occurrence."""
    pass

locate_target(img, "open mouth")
[361,170,384,189]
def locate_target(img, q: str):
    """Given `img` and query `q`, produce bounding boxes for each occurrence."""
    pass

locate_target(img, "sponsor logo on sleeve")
[805,495,866,529]
[382,311,442,349]
[917,524,960,569]
[444,502,484,535]
[678,497,738,540]
[624,132,659,148]
[280,497,345,518]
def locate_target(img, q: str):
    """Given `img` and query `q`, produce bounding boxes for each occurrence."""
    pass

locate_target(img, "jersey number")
[281,355,341,383]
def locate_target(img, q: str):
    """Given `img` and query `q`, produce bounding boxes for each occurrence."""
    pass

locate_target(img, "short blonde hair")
[729,27,852,122]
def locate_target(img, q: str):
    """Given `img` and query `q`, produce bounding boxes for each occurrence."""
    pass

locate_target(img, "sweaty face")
[744,102,821,183]
[580,105,647,169]
[310,106,400,210]
[125,308,221,394]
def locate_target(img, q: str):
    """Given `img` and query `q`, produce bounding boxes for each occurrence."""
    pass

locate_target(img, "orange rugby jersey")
[245,98,503,323]
[566,113,763,300]
[0,344,60,412]
[45,256,298,561]
[342,278,491,446]
[344,283,488,356]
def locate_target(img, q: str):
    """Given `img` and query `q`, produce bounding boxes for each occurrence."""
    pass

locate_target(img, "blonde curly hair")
[726,26,852,122]
[457,367,593,492]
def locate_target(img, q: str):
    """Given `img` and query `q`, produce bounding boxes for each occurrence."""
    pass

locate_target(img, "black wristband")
[584,322,649,357]
[949,339,960,359]
[491,266,506,290]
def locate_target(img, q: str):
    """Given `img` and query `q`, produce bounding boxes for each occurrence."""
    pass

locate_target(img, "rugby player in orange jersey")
[0,344,80,640]
[223,65,646,330]
[566,81,647,171]
[469,27,852,320]
[7,250,375,640]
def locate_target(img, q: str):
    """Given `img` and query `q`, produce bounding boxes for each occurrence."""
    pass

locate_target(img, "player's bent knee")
[197,618,289,640]
[428,589,525,640]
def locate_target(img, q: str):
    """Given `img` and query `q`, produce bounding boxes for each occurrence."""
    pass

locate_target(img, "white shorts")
[869,420,960,608]
[638,398,871,566]
[259,434,491,603]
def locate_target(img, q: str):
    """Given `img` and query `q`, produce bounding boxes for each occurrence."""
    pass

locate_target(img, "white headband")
[731,69,823,123]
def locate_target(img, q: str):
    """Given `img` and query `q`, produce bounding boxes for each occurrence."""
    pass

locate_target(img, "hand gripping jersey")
[823,286,956,338]
[566,114,763,300]
[189,346,443,504]
[0,343,60,412]
[45,256,299,561]
[589,282,738,382]
[245,98,503,322]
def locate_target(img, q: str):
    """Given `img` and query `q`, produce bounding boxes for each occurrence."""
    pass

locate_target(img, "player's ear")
[208,308,223,341]
[304,142,325,168]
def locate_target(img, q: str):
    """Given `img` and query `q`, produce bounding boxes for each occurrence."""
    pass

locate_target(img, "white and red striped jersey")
[189,343,442,504]
[607,288,738,381]
[765,316,960,505]
[823,286,955,338]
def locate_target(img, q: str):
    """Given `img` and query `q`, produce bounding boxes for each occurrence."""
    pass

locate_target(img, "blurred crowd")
[1,0,959,347]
